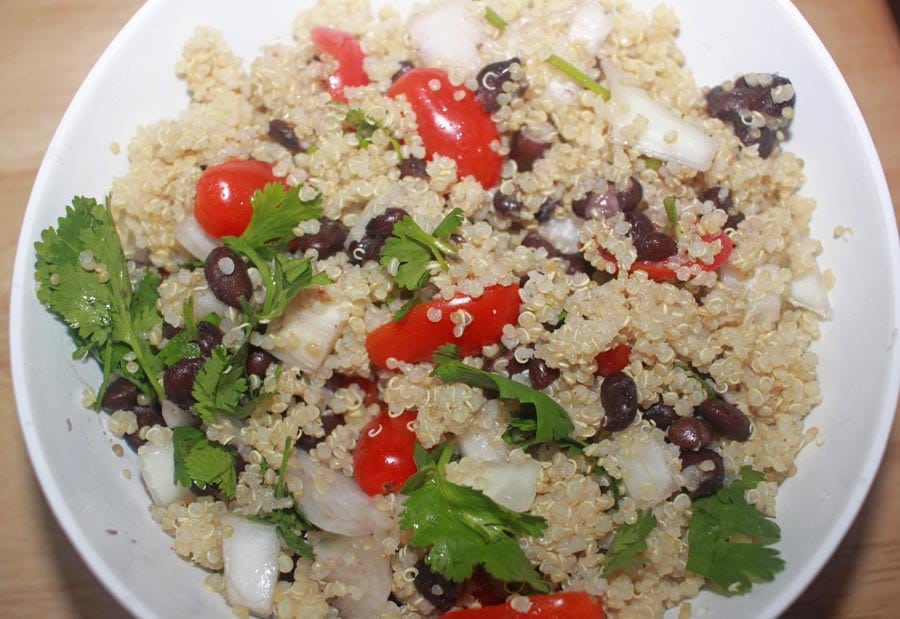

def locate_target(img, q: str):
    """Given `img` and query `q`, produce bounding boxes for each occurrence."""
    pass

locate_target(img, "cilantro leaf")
[399,441,549,591]
[34,196,164,403]
[232,183,322,252]
[687,466,785,593]
[432,346,574,445]
[172,426,237,499]
[603,509,658,575]
[256,508,314,559]
[380,209,463,319]
[191,346,249,424]
[345,108,402,156]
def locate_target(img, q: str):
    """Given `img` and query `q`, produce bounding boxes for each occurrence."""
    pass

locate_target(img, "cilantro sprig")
[172,425,237,499]
[34,196,165,404]
[432,345,574,445]
[380,208,464,319]
[191,346,251,424]
[400,441,550,591]
[345,108,402,156]
[687,466,785,593]
[663,196,682,239]
[603,509,658,575]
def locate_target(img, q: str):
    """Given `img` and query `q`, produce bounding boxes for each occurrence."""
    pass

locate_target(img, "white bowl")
[10,0,900,617]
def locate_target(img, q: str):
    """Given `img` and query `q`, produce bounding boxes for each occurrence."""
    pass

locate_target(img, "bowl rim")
[9,0,900,617]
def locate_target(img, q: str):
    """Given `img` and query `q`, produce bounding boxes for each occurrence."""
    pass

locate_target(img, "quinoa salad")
[33,0,834,617]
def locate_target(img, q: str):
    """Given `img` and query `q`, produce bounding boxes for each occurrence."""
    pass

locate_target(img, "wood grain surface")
[1,1,897,617]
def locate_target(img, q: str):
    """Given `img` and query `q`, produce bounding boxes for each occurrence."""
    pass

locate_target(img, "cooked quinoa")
[50,0,832,617]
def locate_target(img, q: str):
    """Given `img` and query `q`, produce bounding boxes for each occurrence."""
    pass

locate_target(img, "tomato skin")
[366,284,520,369]
[439,592,604,619]
[338,375,381,407]
[353,409,418,495]
[194,160,284,238]
[595,343,631,377]
[388,67,503,189]
[310,26,370,102]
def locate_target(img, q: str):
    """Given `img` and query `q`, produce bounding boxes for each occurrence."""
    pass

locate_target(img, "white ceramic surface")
[10,1,899,618]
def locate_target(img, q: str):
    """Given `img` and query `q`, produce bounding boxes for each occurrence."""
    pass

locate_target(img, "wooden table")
[0,1,897,617]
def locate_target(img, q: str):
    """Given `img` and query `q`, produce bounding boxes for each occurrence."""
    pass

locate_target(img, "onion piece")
[569,0,613,55]
[478,460,541,512]
[221,516,280,618]
[312,533,392,619]
[191,287,230,322]
[409,0,486,77]
[161,399,196,428]
[606,81,717,171]
[458,416,510,463]
[138,440,193,506]
[173,216,219,262]
[294,450,393,537]
[615,427,680,509]
[539,210,582,254]
[788,268,833,319]
[265,289,351,374]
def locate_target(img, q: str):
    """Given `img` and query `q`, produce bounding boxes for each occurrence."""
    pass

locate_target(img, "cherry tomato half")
[388,67,503,189]
[595,343,631,377]
[194,160,285,238]
[439,592,605,619]
[310,26,370,102]
[353,409,417,495]
[365,284,520,369]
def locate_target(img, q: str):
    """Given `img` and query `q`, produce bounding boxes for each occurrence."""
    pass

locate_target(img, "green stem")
[545,54,611,101]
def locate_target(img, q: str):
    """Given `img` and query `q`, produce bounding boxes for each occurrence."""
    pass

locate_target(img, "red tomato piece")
[631,231,734,282]
[365,284,520,369]
[338,375,381,407]
[310,26,370,102]
[194,160,285,238]
[388,67,503,189]
[439,592,604,619]
[595,343,631,377]
[353,408,417,495]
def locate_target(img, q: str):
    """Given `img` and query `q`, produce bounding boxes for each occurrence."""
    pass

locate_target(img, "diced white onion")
[160,399,196,428]
[266,290,351,374]
[458,417,510,463]
[545,78,580,106]
[221,516,280,618]
[569,0,613,55]
[312,533,392,619]
[191,288,230,322]
[478,460,541,512]
[607,83,717,171]
[173,216,219,262]
[295,450,393,537]
[788,269,833,319]
[409,0,486,77]
[138,440,193,506]
[616,428,679,509]
[539,211,582,254]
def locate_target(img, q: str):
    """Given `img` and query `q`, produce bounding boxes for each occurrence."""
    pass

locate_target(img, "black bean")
[162,322,181,340]
[295,219,348,260]
[698,186,733,211]
[600,371,638,432]
[348,208,408,265]
[391,60,414,82]
[528,358,559,390]
[493,191,523,217]
[667,417,714,450]
[197,321,223,357]
[347,237,380,265]
[642,401,678,429]
[572,184,618,220]
[246,347,277,378]
[413,559,466,613]
[399,156,429,179]
[560,252,594,276]
[296,414,345,451]
[163,357,206,407]
[123,404,167,452]
[535,199,560,223]
[509,129,549,172]
[267,119,302,154]
[695,398,752,441]
[680,448,725,498]
[623,210,656,241]
[475,58,525,114]
[483,349,528,376]
[101,377,139,412]
[616,177,643,212]
[634,230,678,262]
[521,232,559,257]
[204,247,253,308]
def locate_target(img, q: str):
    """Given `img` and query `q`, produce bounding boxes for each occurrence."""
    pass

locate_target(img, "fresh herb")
[643,156,663,171]
[545,54,611,101]
[484,6,508,31]
[593,465,624,506]
[432,345,574,445]
[223,183,331,322]
[674,361,718,400]
[663,196,682,239]
[34,196,165,404]
[274,436,293,499]
[400,441,550,591]
[381,209,464,319]
[191,346,250,424]
[257,508,314,558]
[345,108,402,156]
[172,426,237,499]
[687,466,784,593]
[603,509,658,575]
